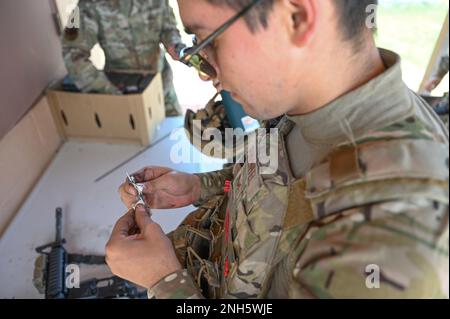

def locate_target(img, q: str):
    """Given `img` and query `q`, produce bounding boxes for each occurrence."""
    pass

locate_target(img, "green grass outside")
[376,0,449,92]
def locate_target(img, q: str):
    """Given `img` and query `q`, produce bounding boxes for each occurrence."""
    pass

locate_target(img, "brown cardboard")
[0,96,63,236]
[46,73,166,146]
[0,0,67,141]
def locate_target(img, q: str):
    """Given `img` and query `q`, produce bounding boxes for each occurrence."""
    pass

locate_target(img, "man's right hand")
[424,76,443,93]
[119,167,201,209]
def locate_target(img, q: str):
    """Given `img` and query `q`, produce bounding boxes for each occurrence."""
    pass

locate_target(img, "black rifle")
[106,72,155,94]
[34,208,146,299]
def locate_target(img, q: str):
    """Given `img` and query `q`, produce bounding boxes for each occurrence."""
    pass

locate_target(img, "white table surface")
[0,117,224,298]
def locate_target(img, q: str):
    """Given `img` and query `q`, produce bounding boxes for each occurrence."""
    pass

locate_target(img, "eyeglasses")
[179,0,264,79]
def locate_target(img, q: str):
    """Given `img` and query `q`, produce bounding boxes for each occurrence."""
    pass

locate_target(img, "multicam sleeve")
[147,269,204,299]
[436,54,449,79]
[62,2,120,94]
[160,0,184,53]
[287,201,449,298]
[193,166,234,206]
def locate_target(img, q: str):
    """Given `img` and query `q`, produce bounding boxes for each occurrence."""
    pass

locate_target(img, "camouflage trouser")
[161,57,182,117]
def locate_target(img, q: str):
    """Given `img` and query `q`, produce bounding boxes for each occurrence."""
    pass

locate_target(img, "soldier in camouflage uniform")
[425,53,449,93]
[425,53,449,128]
[62,0,184,116]
[106,0,449,299]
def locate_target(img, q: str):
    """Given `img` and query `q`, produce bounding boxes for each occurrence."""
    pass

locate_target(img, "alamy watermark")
[365,264,381,289]
[64,3,378,31]
[63,2,80,29]
[169,121,279,174]
[366,4,378,30]
[66,264,81,289]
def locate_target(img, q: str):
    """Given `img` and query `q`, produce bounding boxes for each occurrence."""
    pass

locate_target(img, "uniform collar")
[286,49,414,145]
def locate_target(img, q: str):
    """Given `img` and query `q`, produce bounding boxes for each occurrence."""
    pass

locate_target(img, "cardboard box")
[46,73,166,146]
[0,96,63,236]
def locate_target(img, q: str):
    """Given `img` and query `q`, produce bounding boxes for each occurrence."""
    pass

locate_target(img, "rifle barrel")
[55,208,63,243]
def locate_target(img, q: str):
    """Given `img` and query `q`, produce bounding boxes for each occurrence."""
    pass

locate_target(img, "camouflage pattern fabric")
[193,168,233,206]
[148,115,449,299]
[435,54,449,128]
[62,0,182,116]
[435,98,449,130]
[436,54,449,79]
[184,93,247,160]
[147,270,202,299]
[149,49,449,298]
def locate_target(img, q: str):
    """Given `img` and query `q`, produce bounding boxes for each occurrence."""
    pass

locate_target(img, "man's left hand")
[105,205,182,289]
[425,75,443,93]
[167,43,186,61]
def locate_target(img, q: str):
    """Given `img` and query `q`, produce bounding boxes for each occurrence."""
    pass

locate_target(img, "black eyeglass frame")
[179,0,265,78]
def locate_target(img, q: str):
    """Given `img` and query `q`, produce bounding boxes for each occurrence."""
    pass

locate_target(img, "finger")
[110,210,136,241]
[143,193,155,208]
[125,234,140,241]
[130,168,146,182]
[142,174,176,195]
[124,183,138,196]
[119,186,137,208]
[141,167,173,181]
[135,204,153,232]
[119,182,137,197]
[132,167,172,183]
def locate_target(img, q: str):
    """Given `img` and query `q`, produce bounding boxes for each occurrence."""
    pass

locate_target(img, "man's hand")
[105,205,182,289]
[167,43,186,61]
[424,75,443,93]
[119,167,201,209]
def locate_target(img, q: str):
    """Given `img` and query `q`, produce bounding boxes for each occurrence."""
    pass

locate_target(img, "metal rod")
[94,129,177,183]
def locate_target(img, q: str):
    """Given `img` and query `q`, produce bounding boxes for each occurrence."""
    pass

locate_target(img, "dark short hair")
[207,0,378,44]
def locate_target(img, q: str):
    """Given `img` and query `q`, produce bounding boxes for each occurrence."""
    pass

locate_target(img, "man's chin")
[230,92,246,106]
[237,102,264,121]
[243,108,268,121]
[239,102,256,117]
[230,95,275,121]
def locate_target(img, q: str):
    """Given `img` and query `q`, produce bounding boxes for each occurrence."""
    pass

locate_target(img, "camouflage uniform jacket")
[436,54,449,80]
[62,0,182,94]
[148,49,449,299]
[436,53,449,127]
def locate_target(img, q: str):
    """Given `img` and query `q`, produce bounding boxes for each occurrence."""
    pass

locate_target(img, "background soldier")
[62,0,185,116]
[425,53,449,127]
[107,0,449,298]
[425,53,449,93]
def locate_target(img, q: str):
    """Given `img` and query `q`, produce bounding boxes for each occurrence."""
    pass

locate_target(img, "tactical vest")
[168,115,449,299]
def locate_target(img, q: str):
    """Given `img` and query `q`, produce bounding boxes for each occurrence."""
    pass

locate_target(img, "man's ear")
[287,0,317,47]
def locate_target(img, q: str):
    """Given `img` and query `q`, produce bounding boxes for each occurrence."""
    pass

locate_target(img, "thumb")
[125,183,138,196]
[135,204,152,232]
